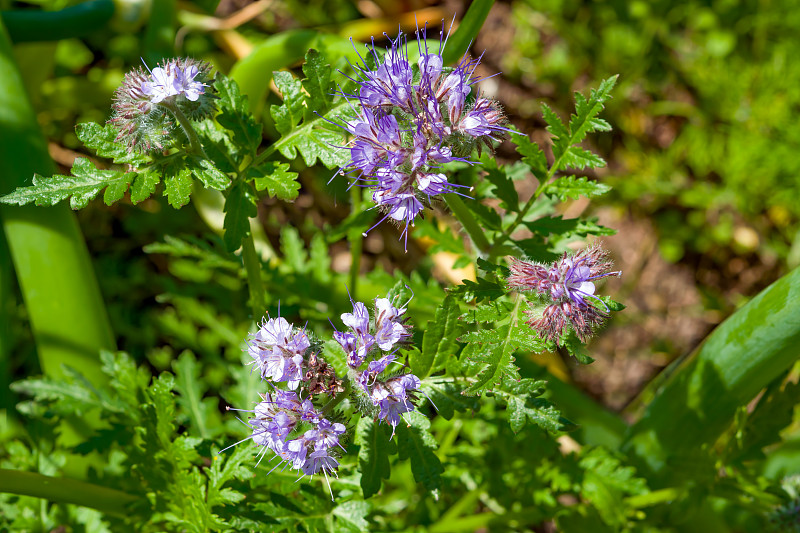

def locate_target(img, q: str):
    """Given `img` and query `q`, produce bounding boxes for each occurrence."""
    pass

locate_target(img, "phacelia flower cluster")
[334,295,423,437]
[338,23,511,247]
[110,57,214,152]
[507,244,621,343]
[223,291,425,499]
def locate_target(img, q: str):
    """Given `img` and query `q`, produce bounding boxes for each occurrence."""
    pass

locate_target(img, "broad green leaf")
[163,166,193,208]
[462,324,520,396]
[355,417,391,498]
[397,411,443,491]
[0,158,131,209]
[271,70,305,134]
[75,122,147,165]
[214,74,262,155]
[223,180,258,252]
[545,175,611,201]
[415,295,462,378]
[333,501,371,531]
[250,161,300,201]
[301,49,335,118]
[624,266,800,487]
[460,300,514,323]
[420,380,479,419]
[129,169,160,204]
[187,156,230,191]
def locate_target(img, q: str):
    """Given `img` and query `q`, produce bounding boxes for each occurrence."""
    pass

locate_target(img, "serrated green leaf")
[172,350,211,438]
[208,445,251,508]
[545,175,611,201]
[164,166,193,208]
[250,161,300,201]
[480,153,519,211]
[524,215,616,239]
[541,103,570,159]
[415,295,462,378]
[512,133,548,180]
[420,380,479,419]
[333,501,371,531]
[462,326,520,396]
[301,49,335,118]
[0,158,131,209]
[271,70,305,134]
[397,411,443,491]
[223,180,258,252]
[561,146,606,169]
[568,76,618,144]
[452,275,505,302]
[188,156,230,191]
[355,417,391,498]
[275,126,348,168]
[214,74,262,155]
[497,378,574,433]
[130,169,160,204]
[460,300,514,323]
[75,122,147,165]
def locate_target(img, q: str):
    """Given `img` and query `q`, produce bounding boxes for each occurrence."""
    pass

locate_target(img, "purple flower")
[142,66,178,103]
[508,245,621,343]
[334,22,509,249]
[110,57,213,152]
[248,317,311,389]
[370,373,421,435]
[306,419,346,450]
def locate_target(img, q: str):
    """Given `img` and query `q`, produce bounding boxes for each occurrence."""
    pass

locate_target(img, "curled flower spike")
[335,21,512,249]
[109,57,213,152]
[508,244,621,343]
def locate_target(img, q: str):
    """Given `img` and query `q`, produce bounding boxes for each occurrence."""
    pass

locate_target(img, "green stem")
[161,101,206,157]
[488,158,562,260]
[241,232,265,321]
[444,193,491,255]
[0,469,139,518]
[321,380,351,416]
[348,186,363,293]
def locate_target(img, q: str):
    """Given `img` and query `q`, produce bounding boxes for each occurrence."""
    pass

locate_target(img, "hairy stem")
[443,193,491,255]
[0,469,139,518]
[161,101,206,157]
[348,186,363,293]
[241,231,265,320]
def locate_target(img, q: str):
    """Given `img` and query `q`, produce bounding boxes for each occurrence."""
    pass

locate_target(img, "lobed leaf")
[0,158,131,209]
[250,161,300,201]
[214,75,262,156]
[396,412,444,491]
[355,417,392,498]
[75,122,148,165]
[222,180,258,252]
[415,295,463,378]
[545,175,611,201]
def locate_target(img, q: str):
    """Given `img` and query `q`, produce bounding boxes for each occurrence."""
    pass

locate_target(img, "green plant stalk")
[488,167,554,259]
[241,231,265,321]
[623,266,800,487]
[444,194,491,255]
[0,0,114,43]
[441,0,495,65]
[349,186,363,293]
[0,469,139,517]
[0,20,115,387]
[161,101,206,157]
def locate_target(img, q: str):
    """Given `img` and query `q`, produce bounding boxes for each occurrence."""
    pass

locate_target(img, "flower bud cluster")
[224,292,424,497]
[110,57,214,152]
[334,295,421,437]
[507,244,621,343]
[339,24,510,247]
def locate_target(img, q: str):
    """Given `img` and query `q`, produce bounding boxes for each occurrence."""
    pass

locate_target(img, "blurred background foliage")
[3,0,800,529]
